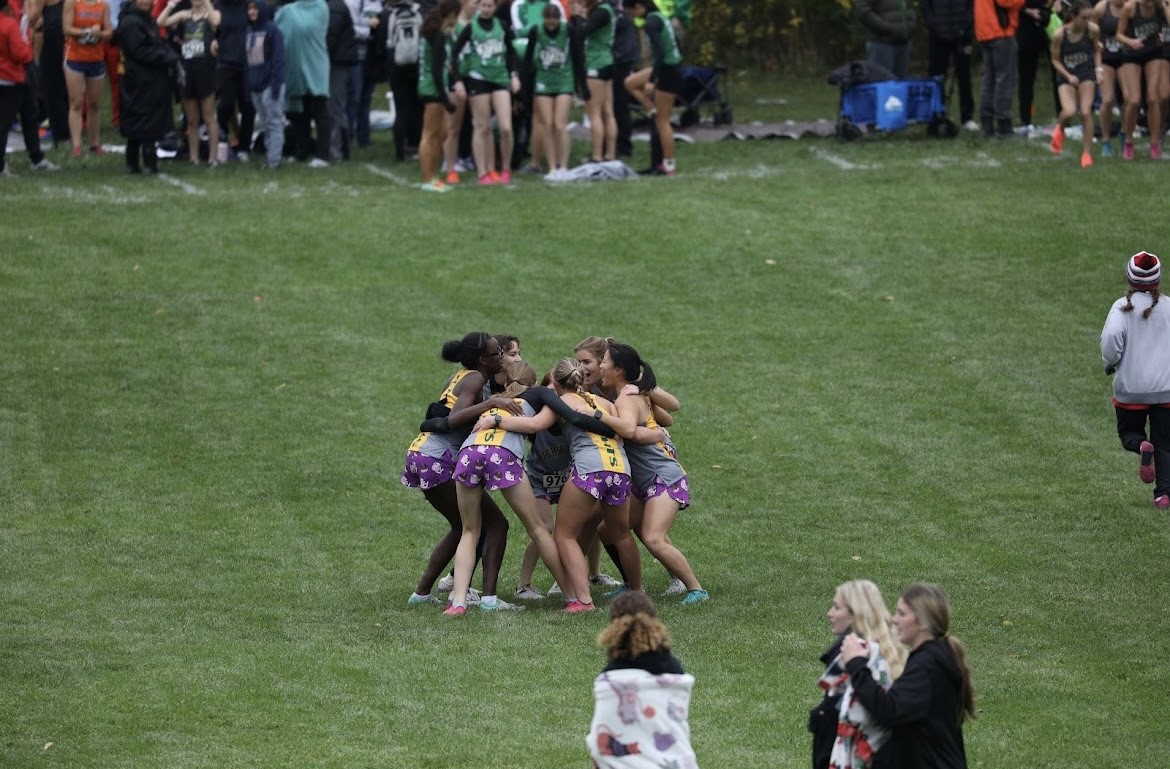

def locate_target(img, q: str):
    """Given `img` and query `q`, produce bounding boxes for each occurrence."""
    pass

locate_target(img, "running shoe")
[499,168,512,184]
[443,604,466,616]
[308,158,330,168]
[1080,152,1093,169]
[90,145,106,155]
[655,163,677,176]
[1101,140,1113,158]
[515,585,545,600]
[31,159,60,171]
[1123,141,1135,160]
[1152,143,1163,160]
[603,584,628,599]
[547,581,563,596]
[1049,125,1064,154]
[437,573,454,592]
[466,588,482,605]
[71,145,82,158]
[408,593,443,606]
[564,600,595,613]
[1156,495,1170,509]
[479,597,525,612]
[445,171,460,185]
[589,572,621,587]
[681,589,710,606]
[478,173,498,186]
[1140,441,1155,483]
[420,179,449,193]
[662,578,687,596]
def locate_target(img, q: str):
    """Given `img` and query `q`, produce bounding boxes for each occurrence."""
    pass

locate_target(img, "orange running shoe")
[1050,125,1064,154]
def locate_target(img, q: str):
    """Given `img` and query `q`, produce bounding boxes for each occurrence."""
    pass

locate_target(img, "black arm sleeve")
[523,25,537,72]
[579,5,609,36]
[644,14,665,70]
[448,22,473,83]
[428,30,450,105]
[503,24,517,73]
[520,387,617,437]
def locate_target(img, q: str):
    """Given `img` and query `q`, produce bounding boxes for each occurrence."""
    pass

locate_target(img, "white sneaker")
[308,158,329,168]
[466,587,481,604]
[515,585,545,600]
[437,573,454,592]
[662,578,687,596]
[962,119,980,132]
[407,593,443,606]
[479,596,525,611]
[547,581,563,596]
[32,158,60,171]
[589,572,621,587]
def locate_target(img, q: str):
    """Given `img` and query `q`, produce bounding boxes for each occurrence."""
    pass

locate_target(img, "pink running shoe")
[1080,152,1093,169]
[563,600,595,614]
[478,173,497,186]
[500,168,512,184]
[71,145,82,158]
[443,604,466,616]
[1122,142,1135,160]
[1155,495,1169,509]
[1050,125,1064,154]
[1140,441,1155,483]
[1152,143,1163,160]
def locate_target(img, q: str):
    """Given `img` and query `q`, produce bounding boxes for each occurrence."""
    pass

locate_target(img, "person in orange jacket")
[975,0,1026,137]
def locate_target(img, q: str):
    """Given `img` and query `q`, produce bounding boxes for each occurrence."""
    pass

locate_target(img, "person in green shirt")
[570,0,617,162]
[623,0,681,174]
[525,2,576,175]
[449,0,522,183]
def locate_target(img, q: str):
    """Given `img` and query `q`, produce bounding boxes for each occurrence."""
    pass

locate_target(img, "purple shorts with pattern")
[570,467,632,506]
[400,450,455,489]
[633,474,690,509]
[453,445,526,491]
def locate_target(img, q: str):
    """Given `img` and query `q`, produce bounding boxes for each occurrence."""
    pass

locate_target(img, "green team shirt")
[583,3,614,72]
[532,23,573,93]
[451,19,471,75]
[647,11,681,66]
[466,17,508,85]
[418,35,447,98]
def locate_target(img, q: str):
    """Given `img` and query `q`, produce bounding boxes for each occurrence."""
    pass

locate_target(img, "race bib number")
[542,469,569,493]
[182,39,206,59]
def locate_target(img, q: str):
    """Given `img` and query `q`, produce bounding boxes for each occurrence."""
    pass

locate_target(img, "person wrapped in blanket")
[587,590,698,769]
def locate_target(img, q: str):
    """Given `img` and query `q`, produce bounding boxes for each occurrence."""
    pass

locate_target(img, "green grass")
[3,87,1168,769]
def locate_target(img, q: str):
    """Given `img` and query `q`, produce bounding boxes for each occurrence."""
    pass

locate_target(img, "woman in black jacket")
[841,583,976,769]
[114,0,179,173]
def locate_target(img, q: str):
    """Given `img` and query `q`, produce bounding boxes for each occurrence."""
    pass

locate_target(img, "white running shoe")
[407,593,443,606]
[437,573,454,592]
[589,572,621,587]
[32,159,60,171]
[479,597,525,612]
[547,581,563,596]
[307,158,329,168]
[515,585,545,600]
[662,578,687,596]
[466,587,481,604]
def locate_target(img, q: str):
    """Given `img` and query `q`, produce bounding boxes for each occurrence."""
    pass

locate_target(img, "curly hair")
[596,591,672,661]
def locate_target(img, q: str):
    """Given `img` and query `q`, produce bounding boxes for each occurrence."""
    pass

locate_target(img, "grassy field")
[3,72,1168,769]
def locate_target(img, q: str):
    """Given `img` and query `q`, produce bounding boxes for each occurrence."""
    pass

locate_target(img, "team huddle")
[399,332,708,614]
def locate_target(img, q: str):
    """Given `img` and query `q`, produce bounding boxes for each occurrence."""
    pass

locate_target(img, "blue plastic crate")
[841,79,944,132]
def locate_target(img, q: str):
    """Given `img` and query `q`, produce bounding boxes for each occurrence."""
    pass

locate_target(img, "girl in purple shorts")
[401,332,520,608]
[495,357,645,613]
[597,340,707,606]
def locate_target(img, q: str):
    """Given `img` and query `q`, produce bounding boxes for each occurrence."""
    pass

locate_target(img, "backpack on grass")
[387,1,423,66]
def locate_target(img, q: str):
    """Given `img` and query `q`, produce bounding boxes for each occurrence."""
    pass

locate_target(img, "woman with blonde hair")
[841,583,976,769]
[810,580,905,769]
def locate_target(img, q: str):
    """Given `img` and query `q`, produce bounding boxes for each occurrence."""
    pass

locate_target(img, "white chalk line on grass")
[17,184,151,204]
[362,163,416,187]
[810,146,880,170]
[157,173,207,196]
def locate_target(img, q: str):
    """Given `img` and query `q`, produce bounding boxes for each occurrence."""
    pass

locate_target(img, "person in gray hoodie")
[1101,251,1170,508]
[244,0,284,168]
[856,0,916,79]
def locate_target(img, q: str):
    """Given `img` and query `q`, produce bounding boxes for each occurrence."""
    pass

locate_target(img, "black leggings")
[216,67,256,150]
[290,94,331,162]
[125,138,158,172]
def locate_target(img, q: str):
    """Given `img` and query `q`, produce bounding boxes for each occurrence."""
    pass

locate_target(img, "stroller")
[676,66,733,128]
[828,60,956,141]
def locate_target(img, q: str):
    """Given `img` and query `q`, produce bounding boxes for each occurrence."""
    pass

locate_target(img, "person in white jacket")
[1101,250,1170,508]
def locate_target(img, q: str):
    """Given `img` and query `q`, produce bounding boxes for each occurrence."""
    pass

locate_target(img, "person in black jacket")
[1016,0,1054,129]
[326,0,357,159]
[114,0,180,173]
[841,583,976,769]
[922,0,976,130]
